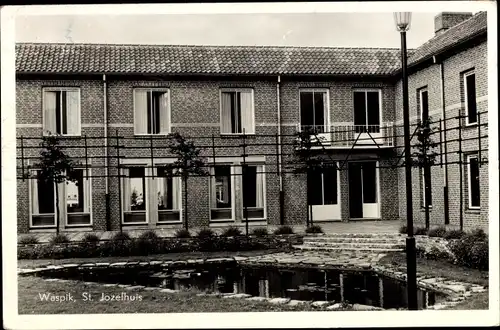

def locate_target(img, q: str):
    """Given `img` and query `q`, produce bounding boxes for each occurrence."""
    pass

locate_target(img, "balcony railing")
[297,123,395,148]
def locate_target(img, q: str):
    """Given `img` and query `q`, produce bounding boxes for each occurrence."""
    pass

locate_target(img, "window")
[156,167,182,222]
[242,164,266,219]
[122,167,148,223]
[300,89,329,133]
[308,165,338,206]
[418,88,429,123]
[361,162,377,203]
[134,89,170,135]
[420,168,432,208]
[353,90,381,133]
[220,89,255,134]
[43,88,81,136]
[464,71,477,125]
[66,169,92,225]
[467,155,480,209]
[29,170,56,227]
[210,165,233,220]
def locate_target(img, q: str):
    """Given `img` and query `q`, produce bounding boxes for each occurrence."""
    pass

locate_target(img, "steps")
[293,233,406,252]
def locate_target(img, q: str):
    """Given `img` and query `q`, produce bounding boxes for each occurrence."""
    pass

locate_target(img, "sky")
[15,12,443,49]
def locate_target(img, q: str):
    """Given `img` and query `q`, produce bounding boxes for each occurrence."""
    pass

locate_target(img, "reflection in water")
[40,264,446,310]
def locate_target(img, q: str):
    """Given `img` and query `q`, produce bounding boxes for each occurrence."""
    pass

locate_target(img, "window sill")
[465,208,481,214]
[65,223,93,228]
[133,133,171,137]
[220,133,256,138]
[464,122,478,128]
[156,221,183,225]
[122,222,149,226]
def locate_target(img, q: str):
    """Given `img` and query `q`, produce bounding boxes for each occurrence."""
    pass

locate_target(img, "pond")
[36,263,447,310]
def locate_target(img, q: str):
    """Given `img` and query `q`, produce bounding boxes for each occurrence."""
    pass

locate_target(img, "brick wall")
[394,41,488,231]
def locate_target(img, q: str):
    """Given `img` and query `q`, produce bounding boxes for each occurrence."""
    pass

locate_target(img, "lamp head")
[394,12,412,32]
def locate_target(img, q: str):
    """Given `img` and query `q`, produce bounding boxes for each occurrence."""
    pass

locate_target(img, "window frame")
[28,169,57,229]
[209,164,236,222]
[133,88,171,136]
[298,88,330,133]
[241,163,267,221]
[420,168,433,209]
[219,88,255,135]
[352,88,383,130]
[42,87,82,137]
[65,167,93,227]
[121,165,150,225]
[418,87,429,123]
[467,154,481,210]
[463,70,478,126]
[308,163,340,206]
[154,165,183,223]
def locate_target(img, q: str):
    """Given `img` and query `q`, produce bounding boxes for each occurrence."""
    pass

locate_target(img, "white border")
[3,2,499,329]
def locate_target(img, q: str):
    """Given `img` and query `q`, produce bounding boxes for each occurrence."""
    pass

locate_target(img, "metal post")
[116,129,122,233]
[242,129,249,236]
[477,111,482,167]
[400,30,418,311]
[458,110,463,231]
[276,133,284,225]
[20,136,25,181]
[84,135,88,179]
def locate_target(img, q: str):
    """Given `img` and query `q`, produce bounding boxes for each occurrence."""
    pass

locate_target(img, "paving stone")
[160,288,178,293]
[352,303,384,311]
[117,284,131,288]
[149,261,163,266]
[139,262,150,266]
[110,262,127,267]
[126,261,140,266]
[288,300,308,306]
[95,262,110,267]
[44,278,60,282]
[102,283,118,287]
[83,282,96,285]
[80,263,96,267]
[268,297,290,304]
[143,287,161,291]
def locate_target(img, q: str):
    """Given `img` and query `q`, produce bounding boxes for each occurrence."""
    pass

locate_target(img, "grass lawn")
[18,276,336,314]
[379,252,489,310]
[18,250,275,269]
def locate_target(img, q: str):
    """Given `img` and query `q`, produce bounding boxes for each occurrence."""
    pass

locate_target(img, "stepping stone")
[61,264,80,268]
[352,304,383,311]
[143,287,161,291]
[288,300,308,306]
[223,293,251,299]
[110,262,127,267]
[245,296,267,302]
[117,284,131,288]
[160,288,178,293]
[327,303,343,310]
[44,278,60,282]
[311,301,330,307]
[268,297,290,304]
[95,263,110,267]
[102,283,118,287]
[126,285,145,290]
[149,261,162,266]
[83,282,96,285]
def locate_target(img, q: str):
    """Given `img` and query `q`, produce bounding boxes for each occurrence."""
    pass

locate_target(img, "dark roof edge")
[391,28,487,77]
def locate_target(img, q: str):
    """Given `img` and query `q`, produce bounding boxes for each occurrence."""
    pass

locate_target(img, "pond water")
[37,263,447,310]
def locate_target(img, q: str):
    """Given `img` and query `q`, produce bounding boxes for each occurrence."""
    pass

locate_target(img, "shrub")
[414,227,428,235]
[82,233,100,244]
[105,231,132,256]
[174,228,191,238]
[49,233,70,245]
[252,227,268,237]
[111,231,131,242]
[399,225,408,234]
[450,234,489,270]
[134,230,162,255]
[197,228,216,239]
[444,229,465,240]
[305,225,323,234]
[468,228,487,241]
[138,230,159,240]
[424,246,452,261]
[19,235,39,245]
[221,226,242,237]
[273,225,294,235]
[427,226,447,238]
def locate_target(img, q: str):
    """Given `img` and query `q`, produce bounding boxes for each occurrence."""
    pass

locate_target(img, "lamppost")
[394,12,418,311]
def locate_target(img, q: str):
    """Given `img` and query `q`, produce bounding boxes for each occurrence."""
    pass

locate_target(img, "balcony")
[296,123,395,149]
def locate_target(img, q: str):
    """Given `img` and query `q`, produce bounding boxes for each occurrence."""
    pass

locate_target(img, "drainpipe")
[277,75,285,225]
[435,56,450,225]
[103,74,110,230]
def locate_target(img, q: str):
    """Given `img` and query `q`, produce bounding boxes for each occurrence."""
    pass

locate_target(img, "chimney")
[434,12,473,35]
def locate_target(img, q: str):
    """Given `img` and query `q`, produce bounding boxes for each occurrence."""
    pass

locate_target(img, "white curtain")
[30,171,39,214]
[221,92,232,133]
[322,92,328,128]
[65,90,80,135]
[134,90,148,134]
[159,92,170,134]
[256,166,264,208]
[43,91,57,134]
[172,175,181,210]
[147,168,156,223]
[210,167,217,208]
[241,91,254,134]
[122,168,131,211]
[83,175,91,213]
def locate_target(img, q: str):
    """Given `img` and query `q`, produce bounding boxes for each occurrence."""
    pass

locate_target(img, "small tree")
[411,117,439,230]
[27,134,78,234]
[166,132,208,230]
[292,128,326,227]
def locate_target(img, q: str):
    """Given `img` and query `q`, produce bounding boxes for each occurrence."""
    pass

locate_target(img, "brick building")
[15,12,488,233]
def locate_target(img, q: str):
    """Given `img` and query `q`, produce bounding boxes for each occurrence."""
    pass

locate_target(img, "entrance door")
[348,161,380,219]
[307,164,341,221]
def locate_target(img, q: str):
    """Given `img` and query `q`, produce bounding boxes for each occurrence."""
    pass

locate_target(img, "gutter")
[103,74,110,230]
